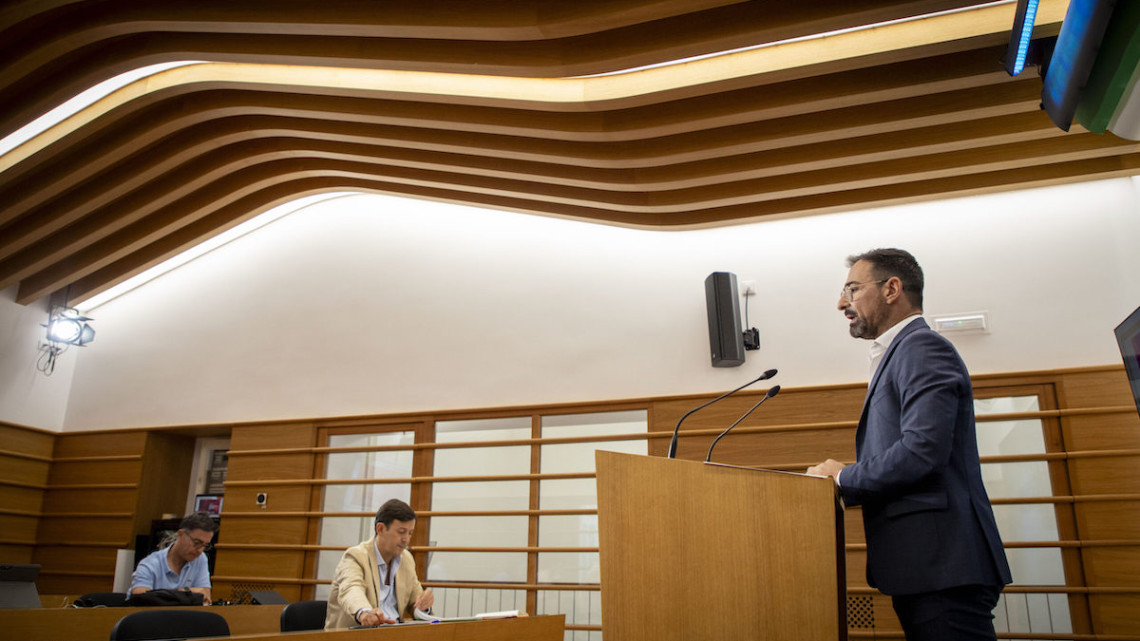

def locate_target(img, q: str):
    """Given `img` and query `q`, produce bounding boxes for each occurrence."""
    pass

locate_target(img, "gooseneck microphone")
[705,384,781,463]
[666,368,777,459]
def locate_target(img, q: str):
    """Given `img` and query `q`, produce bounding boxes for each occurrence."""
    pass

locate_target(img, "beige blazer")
[324,538,424,630]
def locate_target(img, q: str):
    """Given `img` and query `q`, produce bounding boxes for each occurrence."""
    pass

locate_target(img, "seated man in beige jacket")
[325,498,435,629]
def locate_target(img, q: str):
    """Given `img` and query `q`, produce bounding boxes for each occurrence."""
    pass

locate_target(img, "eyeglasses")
[183,530,214,552]
[840,279,887,301]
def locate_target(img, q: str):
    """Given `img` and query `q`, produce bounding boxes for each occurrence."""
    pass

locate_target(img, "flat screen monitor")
[0,563,41,609]
[1114,304,1140,418]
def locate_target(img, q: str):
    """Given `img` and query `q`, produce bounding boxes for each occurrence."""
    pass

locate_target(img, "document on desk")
[414,609,520,622]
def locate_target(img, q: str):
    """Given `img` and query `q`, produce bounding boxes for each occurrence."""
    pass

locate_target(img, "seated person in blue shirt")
[129,511,217,604]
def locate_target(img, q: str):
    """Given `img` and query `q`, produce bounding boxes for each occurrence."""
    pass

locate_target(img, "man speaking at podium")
[808,248,1011,641]
[325,498,434,629]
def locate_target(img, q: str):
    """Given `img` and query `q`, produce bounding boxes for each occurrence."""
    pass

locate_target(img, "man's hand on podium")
[806,458,845,482]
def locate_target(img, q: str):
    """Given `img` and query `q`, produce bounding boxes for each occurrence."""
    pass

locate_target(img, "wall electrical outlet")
[741,280,757,296]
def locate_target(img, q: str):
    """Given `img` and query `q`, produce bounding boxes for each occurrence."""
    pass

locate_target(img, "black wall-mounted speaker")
[704,271,745,367]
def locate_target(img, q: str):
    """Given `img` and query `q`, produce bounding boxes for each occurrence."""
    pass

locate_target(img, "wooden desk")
[0,604,284,641]
[230,615,565,641]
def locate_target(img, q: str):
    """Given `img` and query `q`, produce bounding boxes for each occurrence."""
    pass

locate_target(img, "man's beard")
[848,314,876,340]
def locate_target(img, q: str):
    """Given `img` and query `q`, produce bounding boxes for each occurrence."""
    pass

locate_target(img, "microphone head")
[759,368,778,381]
[767,384,782,398]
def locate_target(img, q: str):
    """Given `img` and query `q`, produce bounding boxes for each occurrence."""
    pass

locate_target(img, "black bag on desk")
[126,588,204,606]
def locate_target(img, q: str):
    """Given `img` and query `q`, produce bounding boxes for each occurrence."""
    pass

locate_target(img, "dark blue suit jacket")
[839,317,1012,595]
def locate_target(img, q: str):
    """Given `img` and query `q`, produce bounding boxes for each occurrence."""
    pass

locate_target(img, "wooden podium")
[596,451,845,641]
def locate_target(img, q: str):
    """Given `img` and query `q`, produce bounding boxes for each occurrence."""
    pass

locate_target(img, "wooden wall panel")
[41,488,136,513]
[0,423,53,563]
[216,549,306,579]
[1089,595,1140,636]
[0,513,40,544]
[48,459,141,485]
[223,485,310,512]
[226,454,315,481]
[15,365,1137,637]
[37,517,133,544]
[36,575,114,596]
[0,543,35,563]
[0,485,47,513]
[1067,457,1140,494]
[134,432,195,535]
[1,455,52,486]
[1080,547,1140,587]
[1075,500,1140,540]
[52,431,146,457]
[0,423,55,458]
[1061,413,1140,451]
[30,546,120,574]
[230,423,316,451]
[218,517,310,545]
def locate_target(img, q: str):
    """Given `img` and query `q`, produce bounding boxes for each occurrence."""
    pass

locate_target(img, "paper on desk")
[414,609,519,622]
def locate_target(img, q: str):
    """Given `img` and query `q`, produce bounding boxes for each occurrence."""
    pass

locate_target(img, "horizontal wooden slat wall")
[1055,368,1140,638]
[0,422,54,564]
[211,422,318,603]
[6,365,1137,639]
[34,430,147,595]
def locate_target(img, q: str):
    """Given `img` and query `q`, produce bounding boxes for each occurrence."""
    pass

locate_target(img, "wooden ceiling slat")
[0,0,1131,305]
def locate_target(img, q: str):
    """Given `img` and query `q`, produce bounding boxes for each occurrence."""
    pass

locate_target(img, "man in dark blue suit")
[808,248,1011,641]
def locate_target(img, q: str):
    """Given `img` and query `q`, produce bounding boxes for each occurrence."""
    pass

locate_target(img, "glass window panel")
[325,431,415,480]
[434,417,531,476]
[431,481,530,511]
[540,478,596,510]
[538,552,599,584]
[429,515,528,547]
[426,551,527,583]
[540,411,648,474]
[318,431,416,585]
[539,514,598,548]
[979,461,1053,499]
[991,504,1061,543]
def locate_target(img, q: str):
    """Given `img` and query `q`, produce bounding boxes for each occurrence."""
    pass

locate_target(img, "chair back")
[109,609,229,640]
[280,599,328,632]
[75,592,129,607]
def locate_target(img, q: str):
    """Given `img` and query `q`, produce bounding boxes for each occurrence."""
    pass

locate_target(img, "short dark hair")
[846,248,924,309]
[375,498,416,528]
[180,511,219,533]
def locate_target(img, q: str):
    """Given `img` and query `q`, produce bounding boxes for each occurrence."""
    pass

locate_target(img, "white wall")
[3,178,1138,432]
[0,284,76,429]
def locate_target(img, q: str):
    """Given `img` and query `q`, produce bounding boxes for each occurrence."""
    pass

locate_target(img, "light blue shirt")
[129,546,211,591]
[374,539,401,620]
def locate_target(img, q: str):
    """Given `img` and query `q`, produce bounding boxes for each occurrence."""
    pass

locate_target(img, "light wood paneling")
[1068,457,1140,495]
[230,423,316,451]
[0,424,55,458]
[1075,501,1140,540]
[0,424,53,563]
[41,488,136,513]
[134,432,195,535]
[36,516,133,544]
[0,485,48,513]
[0,455,52,486]
[215,549,306,580]
[226,453,316,481]
[1080,547,1140,587]
[224,485,311,512]
[219,517,310,545]
[1089,595,1140,636]
[52,431,147,458]
[48,459,142,485]
[31,546,120,575]
[0,514,40,545]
